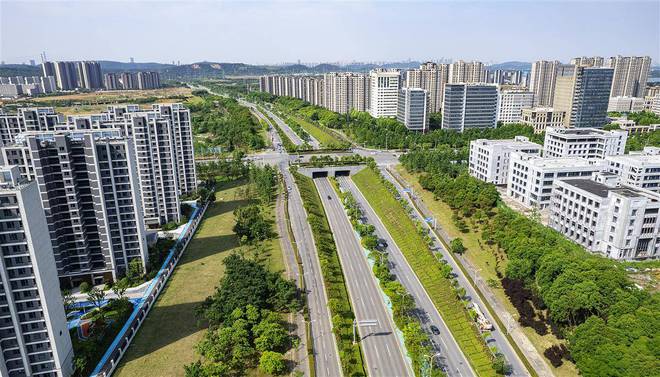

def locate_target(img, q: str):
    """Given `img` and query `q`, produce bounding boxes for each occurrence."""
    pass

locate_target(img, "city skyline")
[1,1,658,65]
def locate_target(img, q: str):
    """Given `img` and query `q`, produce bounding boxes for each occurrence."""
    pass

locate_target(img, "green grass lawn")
[114,180,286,377]
[394,167,579,377]
[289,115,346,148]
[352,168,497,377]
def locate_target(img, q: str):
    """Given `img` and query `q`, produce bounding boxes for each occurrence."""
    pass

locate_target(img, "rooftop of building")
[471,136,541,148]
[606,150,660,165]
[546,126,625,137]
[512,152,603,169]
[561,178,660,201]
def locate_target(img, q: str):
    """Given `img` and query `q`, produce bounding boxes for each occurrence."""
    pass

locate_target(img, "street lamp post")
[424,353,442,377]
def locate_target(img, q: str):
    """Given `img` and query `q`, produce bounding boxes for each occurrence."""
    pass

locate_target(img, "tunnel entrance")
[334,170,350,177]
[312,171,328,178]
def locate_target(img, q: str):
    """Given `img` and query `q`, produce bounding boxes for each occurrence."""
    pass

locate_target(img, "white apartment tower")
[543,127,627,159]
[0,166,74,377]
[550,176,660,260]
[497,90,534,124]
[405,62,448,112]
[0,108,63,145]
[323,73,369,113]
[572,56,652,98]
[507,152,607,208]
[0,130,149,287]
[369,69,401,118]
[469,136,542,185]
[529,60,561,107]
[397,88,429,132]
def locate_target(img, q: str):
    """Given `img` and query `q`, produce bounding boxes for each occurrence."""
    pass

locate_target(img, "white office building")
[442,83,498,131]
[605,147,660,192]
[608,96,645,113]
[469,136,542,185]
[0,166,74,376]
[550,175,660,260]
[397,88,428,132]
[507,152,606,208]
[369,69,401,118]
[497,90,534,124]
[543,127,627,159]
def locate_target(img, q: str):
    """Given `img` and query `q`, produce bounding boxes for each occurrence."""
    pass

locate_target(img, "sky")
[1,0,658,65]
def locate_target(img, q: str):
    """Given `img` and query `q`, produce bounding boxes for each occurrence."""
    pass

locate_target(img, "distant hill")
[0,64,41,77]
[486,61,532,71]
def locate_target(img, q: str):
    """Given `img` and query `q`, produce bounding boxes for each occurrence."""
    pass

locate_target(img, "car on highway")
[327,195,332,200]
[430,325,441,335]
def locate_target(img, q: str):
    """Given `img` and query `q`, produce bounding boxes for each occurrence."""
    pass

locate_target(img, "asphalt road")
[337,176,475,377]
[380,168,530,377]
[315,178,413,377]
[281,164,343,377]
[247,100,321,149]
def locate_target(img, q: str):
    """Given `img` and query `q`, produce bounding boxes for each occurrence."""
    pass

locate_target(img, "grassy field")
[394,167,579,377]
[352,168,497,377]
[288,115,346,148]
[113,180,285,377]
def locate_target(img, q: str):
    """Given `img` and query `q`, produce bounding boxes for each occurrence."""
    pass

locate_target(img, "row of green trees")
[400,150,659,376]
[187,94,266,151]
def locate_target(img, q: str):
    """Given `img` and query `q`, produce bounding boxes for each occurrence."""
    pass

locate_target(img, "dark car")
[430,325,440,335]
[327,195,332,200]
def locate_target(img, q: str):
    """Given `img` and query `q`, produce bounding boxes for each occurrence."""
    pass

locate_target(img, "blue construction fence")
[89,197,211,377]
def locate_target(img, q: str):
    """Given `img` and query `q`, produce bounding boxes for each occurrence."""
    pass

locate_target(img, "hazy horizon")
[1,1,658,65]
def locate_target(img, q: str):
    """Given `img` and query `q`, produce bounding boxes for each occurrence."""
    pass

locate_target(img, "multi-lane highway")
[380,168,531,377]
[338,176,475,377]
[315,178,413,377]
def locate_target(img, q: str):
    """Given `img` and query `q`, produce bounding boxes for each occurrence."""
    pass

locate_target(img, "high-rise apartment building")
[571,56,651,98]
[405,62,448,112]
[442,83,498,131]
[53,62,78,90]
[259,75,324,107]
[104,73,120,90]
[397,88,428,132]
[553,66,613,128]
[322,73,369,113]
[497,90,534,124]
[448,60,486,83]
[543,126,627,159]
[76,61,103,90]
[0,107,64,145]
[0,165,74,377]
[41,61,55,77]
[136,72,161,90]
[529,60,561,107]
[368,69,401,118]
[0,130,149,286]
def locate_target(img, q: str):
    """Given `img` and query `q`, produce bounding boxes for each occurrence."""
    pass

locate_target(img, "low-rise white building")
[605,147,660,192]
[608,96,645,113]
[520,107,565,133]
[543,126,627,159]
[497,90,534,124]
[550,175,660,260]
[507,152,606,208]
[469,136,542,185]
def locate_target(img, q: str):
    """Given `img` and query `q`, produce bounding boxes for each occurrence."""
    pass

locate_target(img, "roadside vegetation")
[292,170,366,377]
[331,179,439,376]
[399,149,660,377]
[352,165,501,376]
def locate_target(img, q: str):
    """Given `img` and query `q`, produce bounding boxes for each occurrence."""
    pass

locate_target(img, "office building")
[0,166,74,377]
[469,136,542,185]
[442,83,498,131]
[605,147,660,192]
[0,108,64,145]
[405,62,448,112]
[520,107,565,133]
[553,66,613,128]
[608,96,645,113]
[322,73,368,113]
[76,61,103,90]
[571,56,651,98]
[397,88,428,132]
[652,95,660,116]
[0,130,148,286]
[507,151,607,208]
[448,60,486,83]
[369,69,401,118]
[543,126,627,159]
[529,60,561,107]
[497,90,534,124]
[550,175,660,260]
